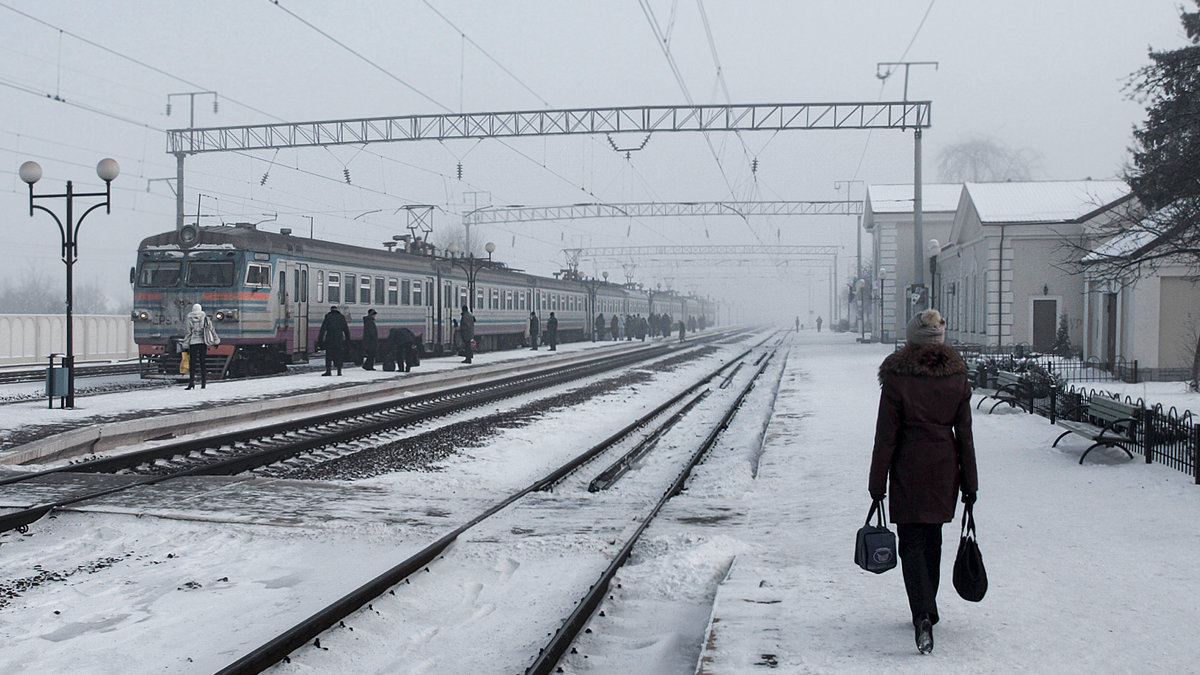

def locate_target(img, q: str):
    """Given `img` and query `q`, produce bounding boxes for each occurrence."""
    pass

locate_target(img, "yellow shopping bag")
[179,351,190,375]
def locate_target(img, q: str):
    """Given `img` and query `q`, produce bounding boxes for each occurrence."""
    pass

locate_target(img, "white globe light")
[19,161,42,185]
[96,158,120,182]
[485,241,496,254]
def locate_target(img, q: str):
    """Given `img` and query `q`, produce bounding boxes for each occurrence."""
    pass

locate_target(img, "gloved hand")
[870,492,885,502]
[961,491,977,505]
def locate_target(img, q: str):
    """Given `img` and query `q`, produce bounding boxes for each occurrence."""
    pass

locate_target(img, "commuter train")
[131,223,715,378]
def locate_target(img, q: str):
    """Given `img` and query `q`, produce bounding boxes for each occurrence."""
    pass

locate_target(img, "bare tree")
[936,136,1040,183]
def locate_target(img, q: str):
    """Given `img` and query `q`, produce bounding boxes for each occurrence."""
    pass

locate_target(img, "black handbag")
[953,503,988,601]
[855,499,897,574]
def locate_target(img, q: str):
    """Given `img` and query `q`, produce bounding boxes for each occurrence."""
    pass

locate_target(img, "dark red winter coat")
[869,343,978,524]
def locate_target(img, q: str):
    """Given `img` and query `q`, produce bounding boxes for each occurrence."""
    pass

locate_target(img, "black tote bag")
[953,502,988,601]
[855,499,897,574]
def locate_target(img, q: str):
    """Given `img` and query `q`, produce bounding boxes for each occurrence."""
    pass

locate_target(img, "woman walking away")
[868,308,977,655]
[183,303,219,390]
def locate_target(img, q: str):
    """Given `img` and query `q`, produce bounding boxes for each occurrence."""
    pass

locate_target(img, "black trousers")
[324,345,343,374]
[898,523,943,626]
[188,343,207,387]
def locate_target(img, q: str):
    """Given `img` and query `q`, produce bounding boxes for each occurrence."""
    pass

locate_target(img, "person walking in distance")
[546,311,558,351]
[317,305,350,376]
[459,305,475,364]
[183,303,219,390]
[816,316,823,332]
[529,311,540,350]
[868,308,977,655]
[361,309,379,370]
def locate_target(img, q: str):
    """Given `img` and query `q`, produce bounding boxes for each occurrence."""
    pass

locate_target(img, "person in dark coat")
[361,309,378,370]
[816,315,823,332]
[868,308,977,655]
[595,313,605,341]
[610,314,619,341]
[459,305,475,364]
[316,305,350,376]
[678,319,686,342]
[529,311,540,350]
[545,311,558,351]
[382,327,420,372]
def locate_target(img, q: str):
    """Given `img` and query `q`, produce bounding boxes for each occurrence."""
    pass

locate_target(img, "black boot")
[916,616,933,654]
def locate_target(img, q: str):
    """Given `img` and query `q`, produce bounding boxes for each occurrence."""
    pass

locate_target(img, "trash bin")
[46,366,68,397]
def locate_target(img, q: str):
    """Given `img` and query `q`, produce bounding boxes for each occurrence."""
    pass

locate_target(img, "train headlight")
[131,310,151,322]
[214,309,239,322]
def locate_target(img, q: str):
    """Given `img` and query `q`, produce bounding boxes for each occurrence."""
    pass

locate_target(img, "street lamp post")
[581,271,609,341]
[447,241,499,312]
[19,159,119,409]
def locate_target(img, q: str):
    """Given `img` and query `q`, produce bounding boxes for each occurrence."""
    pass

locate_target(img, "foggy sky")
[0,1,1185,323]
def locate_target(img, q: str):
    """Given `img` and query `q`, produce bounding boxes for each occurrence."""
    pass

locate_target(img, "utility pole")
[166,91,217,234]
[877,61,936,314]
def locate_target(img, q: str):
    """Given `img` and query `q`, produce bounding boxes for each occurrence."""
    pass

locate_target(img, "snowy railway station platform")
[1,330,1199,673]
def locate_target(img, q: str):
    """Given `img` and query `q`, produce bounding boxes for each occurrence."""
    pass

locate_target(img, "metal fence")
[984,380,1200,483]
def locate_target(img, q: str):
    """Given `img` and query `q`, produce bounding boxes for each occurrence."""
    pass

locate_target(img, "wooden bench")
[976,370,1030,413]
[1052,396,1141,464]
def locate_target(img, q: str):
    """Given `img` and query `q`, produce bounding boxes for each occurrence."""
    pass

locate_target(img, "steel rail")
[213,339,766,674]
[525,346,777,674]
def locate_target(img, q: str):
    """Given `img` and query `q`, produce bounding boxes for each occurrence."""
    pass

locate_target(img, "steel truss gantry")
[166,102,930,154]
[463,200,862,226]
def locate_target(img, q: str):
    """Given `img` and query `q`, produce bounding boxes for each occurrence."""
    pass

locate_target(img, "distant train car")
[131,223,714,379]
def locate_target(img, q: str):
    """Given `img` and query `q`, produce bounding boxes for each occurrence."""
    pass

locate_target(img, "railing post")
[1133,359,1138,384]
[1143,407,1155,464]
[1193,424,1200,485]
[1049,385,1057,424]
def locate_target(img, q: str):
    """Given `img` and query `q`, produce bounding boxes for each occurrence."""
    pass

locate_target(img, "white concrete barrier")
[0,314,137,365]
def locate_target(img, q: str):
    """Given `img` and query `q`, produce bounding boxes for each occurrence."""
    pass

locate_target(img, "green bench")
[976,370,1030,414]
[1052,396,1142,464]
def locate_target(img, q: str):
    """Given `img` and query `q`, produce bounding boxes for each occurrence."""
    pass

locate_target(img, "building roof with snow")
[964,180,1132,224]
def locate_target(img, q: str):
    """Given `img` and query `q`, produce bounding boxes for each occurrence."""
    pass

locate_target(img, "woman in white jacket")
[183,303,218,389]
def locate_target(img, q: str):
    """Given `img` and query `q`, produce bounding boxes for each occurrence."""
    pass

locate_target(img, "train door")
[424,278,435,344]
[287,261,310,354]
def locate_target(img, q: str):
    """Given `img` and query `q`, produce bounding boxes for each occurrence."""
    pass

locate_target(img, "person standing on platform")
[611,314,620,341]
[868,308,977,655]
[678,319,686,342]
[546,311,558,351]
[529,311,540,350]
[459,305,475,364]
[317,305,350,376]
[183,303,219,390]
[361,309,378,370]
[816,316,823,332]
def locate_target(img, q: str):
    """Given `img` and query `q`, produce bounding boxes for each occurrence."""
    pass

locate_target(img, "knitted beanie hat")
[906,309,946,345]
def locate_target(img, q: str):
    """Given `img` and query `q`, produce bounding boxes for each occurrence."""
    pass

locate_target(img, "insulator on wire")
[213,99,219,114]
[343,168,351,184]
[751,158,759,174]
[165,103,172,116]
[260,172,270,186]
[456,162,463,180]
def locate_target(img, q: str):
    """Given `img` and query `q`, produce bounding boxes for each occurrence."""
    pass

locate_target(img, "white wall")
[0,314,137,365]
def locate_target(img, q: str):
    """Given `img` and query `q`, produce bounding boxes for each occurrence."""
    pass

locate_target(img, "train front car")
[132,225,286,379]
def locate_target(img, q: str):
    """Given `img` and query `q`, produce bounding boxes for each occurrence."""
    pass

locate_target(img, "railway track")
[216,335,781,674]
[0,332,745,535]
[0,361,142,385]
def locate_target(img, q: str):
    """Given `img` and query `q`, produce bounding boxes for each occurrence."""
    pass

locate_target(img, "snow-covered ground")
[2,330,1199,673]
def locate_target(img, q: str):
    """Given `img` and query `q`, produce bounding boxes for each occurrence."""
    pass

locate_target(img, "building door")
[1032,298,1057,353]
[1103,292,1118,368]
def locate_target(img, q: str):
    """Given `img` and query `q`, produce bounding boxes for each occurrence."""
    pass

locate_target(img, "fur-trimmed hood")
[878,343,967,384]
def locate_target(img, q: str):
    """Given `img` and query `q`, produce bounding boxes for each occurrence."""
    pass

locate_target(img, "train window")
[327,272,340,303]
[444,282,452,308]
[476,287,484,310]
[412,279,423,306]
[491,288,500,310]
[279,271,287,305]
[185,261,234,287]
[137,261,181,287]
[374,277,385,305]
[344,274,356,304]
[245,263,271,287]
[317,271,325,303]
[458,287,467,309]
[505,290,513,310]
[388,278,399,305]
[401,279,411,305]
[300,269,308,302]
[360,276,372,304]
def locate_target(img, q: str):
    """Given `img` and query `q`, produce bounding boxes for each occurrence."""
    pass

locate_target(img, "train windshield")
[137,261,182,287]
[185,261,235,287]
